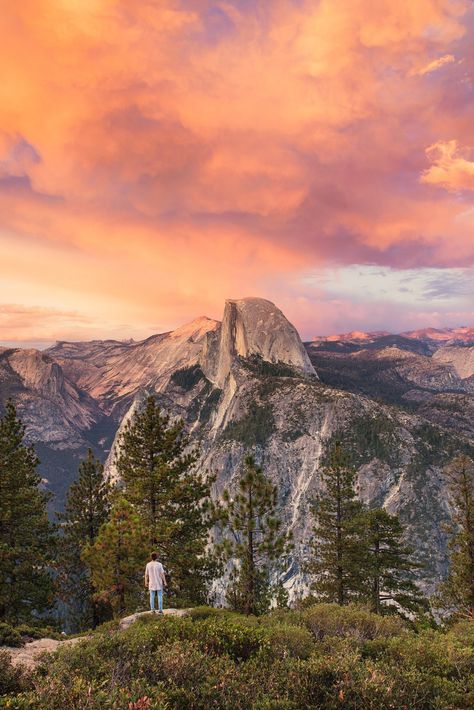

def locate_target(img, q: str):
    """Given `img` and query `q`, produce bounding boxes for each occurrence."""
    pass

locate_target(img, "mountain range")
[1,298,473,598]
[312,326,474,352]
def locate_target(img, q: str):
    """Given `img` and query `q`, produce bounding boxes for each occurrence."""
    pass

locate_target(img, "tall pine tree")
[57,449,110,630]
[436,454,474,620]
[117,396,215,605]
[360,508,425,616]
[217,455,291,616]
[307,441,365,605]
[82,496,147,617]
[0,400,55,623]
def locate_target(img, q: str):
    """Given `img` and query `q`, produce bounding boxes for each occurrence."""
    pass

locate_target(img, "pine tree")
[57,449,110,630]
[217,455,291,616]
[117,396,214,605]
[360,508,425,616]
[82,497,147,617]
[0,400,55,623]
[307,441,365,605]
[437,454,474,620]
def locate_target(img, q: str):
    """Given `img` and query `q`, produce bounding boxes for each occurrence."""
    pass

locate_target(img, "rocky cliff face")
[433,345,474,380]
[1,298,473,597]
[213,298,316,387]
[0,347,105,509]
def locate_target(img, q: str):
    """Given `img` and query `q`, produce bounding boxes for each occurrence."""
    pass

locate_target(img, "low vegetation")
[1,604,473,709]
[0,622,60,647]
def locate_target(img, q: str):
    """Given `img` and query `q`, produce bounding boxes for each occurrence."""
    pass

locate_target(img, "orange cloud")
[421,140,474,191]
[410,54,456,76]
[0,0,473,341]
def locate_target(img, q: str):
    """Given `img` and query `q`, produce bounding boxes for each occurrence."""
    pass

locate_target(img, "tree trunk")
[373,538,381,615]
[245,484,255,615]
[460,464,474,619]
[336,470,344,605]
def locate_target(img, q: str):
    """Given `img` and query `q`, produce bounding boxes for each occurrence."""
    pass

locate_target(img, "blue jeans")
[150,589,163,612]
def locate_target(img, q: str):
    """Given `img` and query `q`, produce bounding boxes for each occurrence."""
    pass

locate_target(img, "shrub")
[263,624,315,660]
[16,624,61,642]
[186,606,228,621]
[0,623,22,648]
[193,617,269,661]
[91,619,120,636]
[302,603,407,642]
[3,606,474,709]
[447,620,474,648]
[363,630,474,678]
[0,650,31,696]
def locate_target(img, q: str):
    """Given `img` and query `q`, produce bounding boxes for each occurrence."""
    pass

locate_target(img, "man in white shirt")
[145,552,167,614]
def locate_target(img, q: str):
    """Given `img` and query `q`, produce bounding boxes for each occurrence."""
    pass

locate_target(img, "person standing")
[145,552,167,614]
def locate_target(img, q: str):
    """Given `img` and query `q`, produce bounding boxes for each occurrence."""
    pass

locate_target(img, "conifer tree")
[0,400,55,623]
[307,441,365,605]
[82,497,147,617]
[437,454,474,619]
[360,508,425,616]
[217,455,291,616]
[57,449,110,630]
[117,396,214,605]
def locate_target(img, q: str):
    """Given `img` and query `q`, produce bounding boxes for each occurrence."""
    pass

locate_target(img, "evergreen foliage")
[217,455,291,615]
[170,365,205,390]
[307,441,366,605]
[57,449,111,630]
[82,497,147,617]
[436,454,474,620]
[116,396,215,605]
[359,508,426,616]
[5,605,474,709]
[221,402,276,446]
[0,400,55,623]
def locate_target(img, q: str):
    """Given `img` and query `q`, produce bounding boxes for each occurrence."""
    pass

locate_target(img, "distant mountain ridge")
[1,298,473,598]
[313,326,474,346]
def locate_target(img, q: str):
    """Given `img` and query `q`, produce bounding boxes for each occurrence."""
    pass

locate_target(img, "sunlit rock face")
[1,298,473,598]
[213,298,317,387]
[48,317,221,414]
[433,345,474,381]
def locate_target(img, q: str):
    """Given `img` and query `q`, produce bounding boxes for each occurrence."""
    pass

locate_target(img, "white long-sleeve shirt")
[145,560,166,591]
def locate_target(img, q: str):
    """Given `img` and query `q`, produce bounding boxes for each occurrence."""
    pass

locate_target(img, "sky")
[1,0,474,346]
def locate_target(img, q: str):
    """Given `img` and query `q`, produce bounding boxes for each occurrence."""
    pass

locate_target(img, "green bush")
[447,620,474,648]
[15,624,61,642]
[0,650,31,696]
[0,623,22,648]
[93,619,120,635]
[2,604,473,709]
[263,624,315,660]
[363,629,474,678]
[186,606,228,621]
[193,617,269,661]
[302,603,407,642]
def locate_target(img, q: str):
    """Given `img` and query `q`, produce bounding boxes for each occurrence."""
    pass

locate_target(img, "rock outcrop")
[3,609,187,669]
[433,345,474,380]
[214,298,316,387]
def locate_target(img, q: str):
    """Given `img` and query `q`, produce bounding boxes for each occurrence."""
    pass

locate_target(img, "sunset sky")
[1,0,474,346]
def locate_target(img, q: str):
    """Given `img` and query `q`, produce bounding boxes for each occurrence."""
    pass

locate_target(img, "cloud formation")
[1,0,474,341]
[410,54,456,76]
[422,140,474,191]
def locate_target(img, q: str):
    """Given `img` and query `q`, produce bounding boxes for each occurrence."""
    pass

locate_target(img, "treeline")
[0,396,473,632]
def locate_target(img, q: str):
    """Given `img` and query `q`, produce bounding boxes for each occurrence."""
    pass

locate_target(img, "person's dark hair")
[151,552,157,561]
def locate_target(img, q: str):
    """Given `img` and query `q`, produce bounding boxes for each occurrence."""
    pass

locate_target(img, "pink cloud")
[0,0,473,340]
[421,140,474,191]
